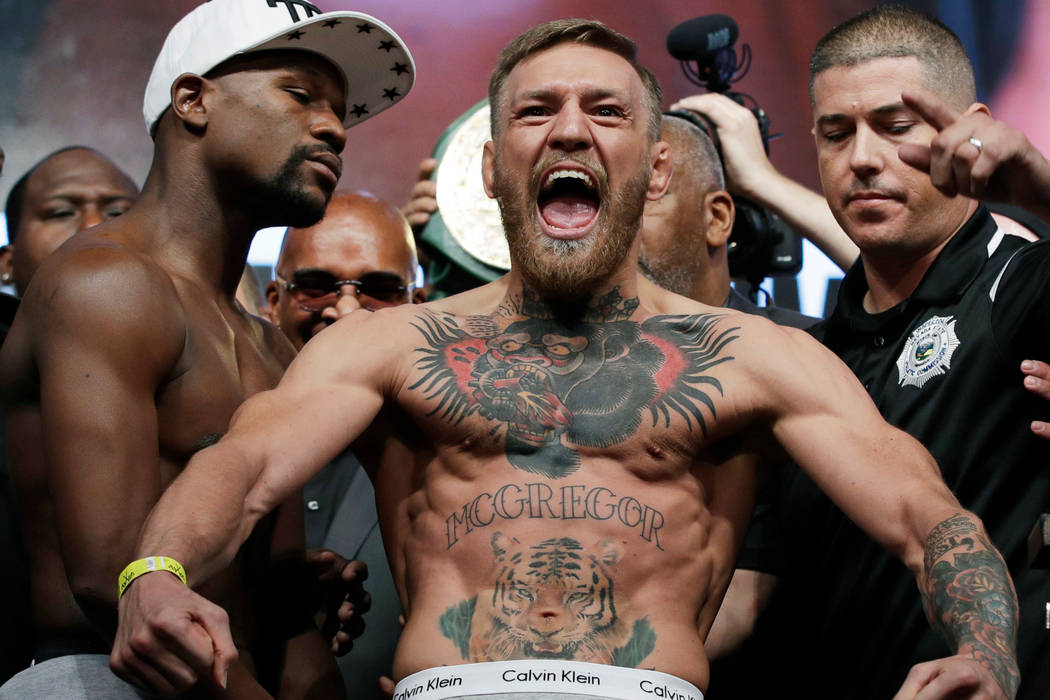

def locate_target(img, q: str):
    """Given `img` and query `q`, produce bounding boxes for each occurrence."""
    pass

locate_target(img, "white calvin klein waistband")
[392,660,704,700]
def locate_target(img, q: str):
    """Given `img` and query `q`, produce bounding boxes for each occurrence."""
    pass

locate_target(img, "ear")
[0,245,13,286]
[264,280,281,325]
[482,140,497,199]
[170,73,210,131]
[491,531,517,558]
[596,538,624,567]
[646,140,672,201]
[962,102,992,118]
[703,190,735,248]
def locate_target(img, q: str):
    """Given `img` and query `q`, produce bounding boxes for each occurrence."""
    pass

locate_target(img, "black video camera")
[666,14,802,286]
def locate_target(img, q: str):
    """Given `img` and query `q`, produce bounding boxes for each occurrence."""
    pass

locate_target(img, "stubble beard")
[494,155,650,302]
[251,145,332,229]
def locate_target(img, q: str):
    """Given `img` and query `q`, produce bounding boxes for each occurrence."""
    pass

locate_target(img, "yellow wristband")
[118,556,187,599]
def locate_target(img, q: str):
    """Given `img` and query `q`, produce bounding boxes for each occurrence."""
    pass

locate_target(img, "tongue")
[540,197,598,230]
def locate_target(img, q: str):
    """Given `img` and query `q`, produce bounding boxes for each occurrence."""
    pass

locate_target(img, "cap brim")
[246,11,414,128]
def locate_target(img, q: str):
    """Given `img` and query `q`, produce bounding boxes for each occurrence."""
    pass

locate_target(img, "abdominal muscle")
[382,456,730,692]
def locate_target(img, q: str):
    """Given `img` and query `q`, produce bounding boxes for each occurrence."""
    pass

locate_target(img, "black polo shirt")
[725,287,818,330]
[723,207,1050,699]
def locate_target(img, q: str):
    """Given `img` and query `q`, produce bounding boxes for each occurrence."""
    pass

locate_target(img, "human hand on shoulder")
[401,157,438,231]
[305,548,371,655]
[1021,359,1050,440]
[893,654,1015,700]
[111,569,237,695]
[668,92,778,198]
[898,90,1050,221]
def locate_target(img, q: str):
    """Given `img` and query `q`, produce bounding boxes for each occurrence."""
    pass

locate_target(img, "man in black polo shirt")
[711,6,1050,699]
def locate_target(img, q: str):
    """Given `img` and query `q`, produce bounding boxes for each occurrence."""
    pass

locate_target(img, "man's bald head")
[638,115,734,303]
[660,117,724,194]
[267,190,422,350]
[3,147,138,294]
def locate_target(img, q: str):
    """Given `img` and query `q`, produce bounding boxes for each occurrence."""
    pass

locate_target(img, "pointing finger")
[901,90,959,132]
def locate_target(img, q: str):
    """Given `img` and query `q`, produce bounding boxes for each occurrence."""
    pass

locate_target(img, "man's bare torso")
[0,227,295,670]
[350,278,772,690]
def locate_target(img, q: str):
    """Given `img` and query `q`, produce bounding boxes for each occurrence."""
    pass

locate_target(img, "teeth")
[545,169,593,189]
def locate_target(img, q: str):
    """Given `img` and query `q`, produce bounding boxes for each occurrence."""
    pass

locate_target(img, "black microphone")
[666,14,739,61]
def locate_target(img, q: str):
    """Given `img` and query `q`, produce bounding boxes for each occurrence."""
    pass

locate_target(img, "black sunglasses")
[278,270,411,312]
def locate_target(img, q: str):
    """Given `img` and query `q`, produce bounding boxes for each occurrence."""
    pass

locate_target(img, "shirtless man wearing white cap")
[0,1,412,697]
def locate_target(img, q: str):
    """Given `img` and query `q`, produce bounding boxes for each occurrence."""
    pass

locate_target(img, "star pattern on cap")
[378,40,397,52]
[356,22,372,33]
[391,62,410,75]
[322,19,341,28]
[350,104,369,118]
[383,87,401,101]
[286,29,305,40]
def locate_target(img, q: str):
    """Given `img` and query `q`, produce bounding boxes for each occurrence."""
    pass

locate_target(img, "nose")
[548,102,592,153]
[848,125,883,179]
[79,205,105,232]
[312,105,347,153]
[319,283,363,324]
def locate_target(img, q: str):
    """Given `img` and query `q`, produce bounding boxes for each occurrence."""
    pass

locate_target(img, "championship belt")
[420,99,510,295]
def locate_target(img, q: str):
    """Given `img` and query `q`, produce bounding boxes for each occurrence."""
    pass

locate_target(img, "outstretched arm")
[753,323,1019,698]
[112,309,403,695]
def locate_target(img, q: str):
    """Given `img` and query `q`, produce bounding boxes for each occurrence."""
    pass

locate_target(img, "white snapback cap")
[143,0,414,135]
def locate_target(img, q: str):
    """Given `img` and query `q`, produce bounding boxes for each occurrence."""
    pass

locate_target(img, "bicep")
[28,262,183,603]
[761,328,958,562]
[221,312,395,514]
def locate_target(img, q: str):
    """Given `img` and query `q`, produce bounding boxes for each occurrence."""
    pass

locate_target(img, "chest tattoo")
[410,289,739,478]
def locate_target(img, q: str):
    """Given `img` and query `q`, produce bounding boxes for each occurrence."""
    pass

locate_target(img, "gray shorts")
[0,655,154,699]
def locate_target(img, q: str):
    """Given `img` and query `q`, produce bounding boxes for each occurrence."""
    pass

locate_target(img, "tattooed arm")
[898,515,1020,698]
[746,320,1020,699]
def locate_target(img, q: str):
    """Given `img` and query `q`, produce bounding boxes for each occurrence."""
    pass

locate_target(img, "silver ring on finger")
[968,136,983,154]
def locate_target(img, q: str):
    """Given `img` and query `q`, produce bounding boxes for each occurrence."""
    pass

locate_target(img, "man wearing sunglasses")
[266,191,424,351]
[265,190,423,699]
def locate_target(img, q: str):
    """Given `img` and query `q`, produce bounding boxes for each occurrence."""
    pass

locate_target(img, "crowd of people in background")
[0,2,1047,700]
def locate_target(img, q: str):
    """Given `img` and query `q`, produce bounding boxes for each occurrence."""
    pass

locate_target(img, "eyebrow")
[39,192,135,204]
[515,87,631,103]
[816,101,911,128]
[291,267,337,277]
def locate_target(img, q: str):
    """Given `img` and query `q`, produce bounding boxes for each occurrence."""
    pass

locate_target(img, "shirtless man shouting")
[113,19,1019,700]
[0,1,412,697]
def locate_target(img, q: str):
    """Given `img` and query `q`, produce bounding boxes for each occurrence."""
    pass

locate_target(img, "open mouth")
[537,166,600,238]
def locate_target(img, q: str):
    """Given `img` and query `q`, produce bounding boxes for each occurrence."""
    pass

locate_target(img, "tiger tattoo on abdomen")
[438,532,656,667]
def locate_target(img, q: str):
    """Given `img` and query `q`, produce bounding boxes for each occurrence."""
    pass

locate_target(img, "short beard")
[248,145,331,228]
[494,156,650,302]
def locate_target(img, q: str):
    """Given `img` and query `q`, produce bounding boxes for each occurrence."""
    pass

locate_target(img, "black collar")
[829,206,997,333]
